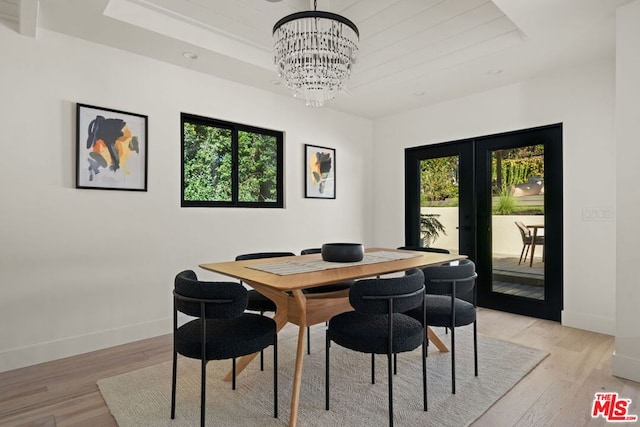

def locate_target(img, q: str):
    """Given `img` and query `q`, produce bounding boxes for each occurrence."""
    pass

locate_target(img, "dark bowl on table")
[321,243,364,263]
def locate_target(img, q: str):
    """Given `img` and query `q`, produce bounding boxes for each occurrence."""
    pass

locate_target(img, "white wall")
[372,59,617,335]
[613,0,640,382]
[0,23,373,372]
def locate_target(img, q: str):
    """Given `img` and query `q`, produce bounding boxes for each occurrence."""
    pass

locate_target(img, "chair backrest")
[421,259,477,297]
[515,221,532,241]
[235,252,295,261]
[397,246,450,254]
[174,270,248,319]
[300,248,321,255]
[349,268,425,314]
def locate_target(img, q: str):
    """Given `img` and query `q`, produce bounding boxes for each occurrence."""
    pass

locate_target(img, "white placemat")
[247,250,420,275]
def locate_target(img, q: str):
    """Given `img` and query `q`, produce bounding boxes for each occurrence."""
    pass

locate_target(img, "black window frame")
[181,113,284,208]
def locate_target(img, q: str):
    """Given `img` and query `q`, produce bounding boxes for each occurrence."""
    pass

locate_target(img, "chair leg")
[325,330,330,410]
[422,335,428,411]
[387,351,394,427]
[473,321,478,377]
[371,353,375,384]
[171,350,177,419]
[451,326,456,394]
[519,244,526,264]
[200,358,206,427]
[529,242,536,267]
[232,358,236,390]
[273,334,278,418]
[423,305,429,411]
[393,353,397,375]
[260,311,265,371]
[307,326,311,355]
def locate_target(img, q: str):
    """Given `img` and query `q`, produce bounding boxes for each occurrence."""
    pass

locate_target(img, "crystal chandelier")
[272,0,359,107]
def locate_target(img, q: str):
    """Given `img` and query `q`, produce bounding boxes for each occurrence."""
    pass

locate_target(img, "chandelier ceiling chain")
[272,0,360,107]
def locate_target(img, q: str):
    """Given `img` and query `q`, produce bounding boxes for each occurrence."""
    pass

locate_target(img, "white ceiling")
[6,0,631,118]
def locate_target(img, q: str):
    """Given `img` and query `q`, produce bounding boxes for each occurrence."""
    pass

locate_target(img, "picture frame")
[76,103,148,191]
[305,144,335,199]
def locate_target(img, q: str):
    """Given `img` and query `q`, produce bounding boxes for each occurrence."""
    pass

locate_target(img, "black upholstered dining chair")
[325,268,427,427]
[235,252,294,366]
[300,248,355,355]
[171,270,278,426]
[404,259,478,394]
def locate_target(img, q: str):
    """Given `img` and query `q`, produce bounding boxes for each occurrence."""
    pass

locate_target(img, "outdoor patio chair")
[515,221,545,265]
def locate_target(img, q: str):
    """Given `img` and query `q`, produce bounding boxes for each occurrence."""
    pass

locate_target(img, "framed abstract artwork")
[76,103,148,191]
[305,144,335,199]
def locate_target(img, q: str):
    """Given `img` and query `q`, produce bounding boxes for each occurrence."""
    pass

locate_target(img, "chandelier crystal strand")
[273,4,359,107]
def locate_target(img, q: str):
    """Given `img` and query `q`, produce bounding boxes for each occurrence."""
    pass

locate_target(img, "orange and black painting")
[305,144,335,199]
[76,104,148,191]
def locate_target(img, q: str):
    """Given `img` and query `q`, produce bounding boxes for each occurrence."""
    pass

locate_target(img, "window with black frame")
[181,113,284,208]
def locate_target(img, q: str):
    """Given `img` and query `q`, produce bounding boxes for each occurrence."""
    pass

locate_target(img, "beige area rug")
[98,327,547,426]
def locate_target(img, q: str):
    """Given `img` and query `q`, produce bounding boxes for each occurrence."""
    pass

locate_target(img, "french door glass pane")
[419,155,460,254]
[490,145,545,300]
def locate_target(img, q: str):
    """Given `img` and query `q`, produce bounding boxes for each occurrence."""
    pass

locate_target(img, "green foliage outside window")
[183,123,232,201]
[420,156,459,206]
[493,186,517,215]
[181,114,283,208]
[491,145,544,195]
[420,213,446,247]
[238,131,278,202]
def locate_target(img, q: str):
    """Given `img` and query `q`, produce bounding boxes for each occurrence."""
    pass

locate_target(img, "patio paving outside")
[492,254,544,300]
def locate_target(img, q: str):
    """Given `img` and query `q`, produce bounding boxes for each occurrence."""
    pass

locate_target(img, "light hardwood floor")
[0,308,638,426]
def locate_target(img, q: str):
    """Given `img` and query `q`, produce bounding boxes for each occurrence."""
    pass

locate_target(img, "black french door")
[405,124,563,321]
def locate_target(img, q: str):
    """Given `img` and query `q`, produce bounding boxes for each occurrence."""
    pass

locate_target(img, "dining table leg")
[427,328,450,353]
[222,286,307,427]
[288,289,307,427]
[223,285,289,382]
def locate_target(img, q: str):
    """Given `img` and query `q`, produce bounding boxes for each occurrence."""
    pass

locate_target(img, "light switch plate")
[582,207,614,222]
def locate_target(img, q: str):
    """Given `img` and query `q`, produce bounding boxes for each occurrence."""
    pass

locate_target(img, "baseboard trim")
[0,317,171,373]
[561,310,615,335]
[612,351,640,383]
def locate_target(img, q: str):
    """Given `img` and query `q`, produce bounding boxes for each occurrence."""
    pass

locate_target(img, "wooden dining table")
[199,247,466,427]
